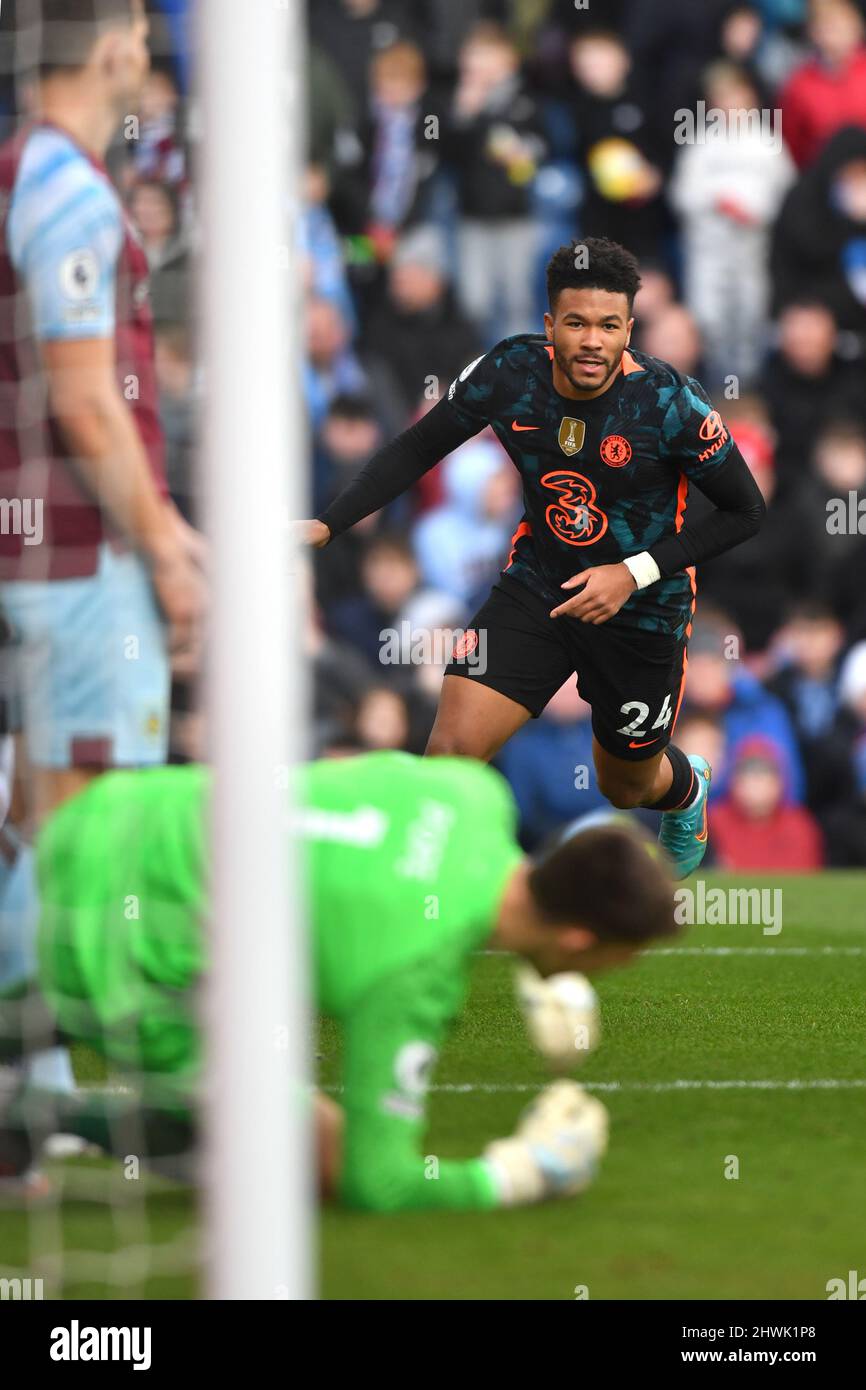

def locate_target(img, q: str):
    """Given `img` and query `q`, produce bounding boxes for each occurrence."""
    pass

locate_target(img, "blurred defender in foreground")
[0,0,204,814]
[0,753,679,1212]
[0,0,205,1105]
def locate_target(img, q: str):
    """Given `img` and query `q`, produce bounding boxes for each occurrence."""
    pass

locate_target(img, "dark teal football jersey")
[445,335,735,636]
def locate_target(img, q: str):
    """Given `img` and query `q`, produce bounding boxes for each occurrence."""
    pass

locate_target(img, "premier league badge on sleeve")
[59,248,99,301]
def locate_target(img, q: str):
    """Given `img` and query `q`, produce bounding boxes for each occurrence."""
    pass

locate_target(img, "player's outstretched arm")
[308,397,480,545]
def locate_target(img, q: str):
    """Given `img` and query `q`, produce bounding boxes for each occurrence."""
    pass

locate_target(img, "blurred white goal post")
[200,0,312,1300]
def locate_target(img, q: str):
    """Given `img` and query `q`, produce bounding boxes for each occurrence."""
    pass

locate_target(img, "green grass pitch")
[1,873,864,1299]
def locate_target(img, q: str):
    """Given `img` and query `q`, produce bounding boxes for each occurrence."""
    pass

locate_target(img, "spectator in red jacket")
[712,737,825,871]
[779,0,866,168]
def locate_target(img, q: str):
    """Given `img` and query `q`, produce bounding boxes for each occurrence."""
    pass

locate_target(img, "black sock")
[651,744,696,811]
[5,1087,195,1162]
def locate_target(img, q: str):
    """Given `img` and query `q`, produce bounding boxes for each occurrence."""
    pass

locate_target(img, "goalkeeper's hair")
[528,822,678,944]
[546,237,642,314]
[20,0,135,77]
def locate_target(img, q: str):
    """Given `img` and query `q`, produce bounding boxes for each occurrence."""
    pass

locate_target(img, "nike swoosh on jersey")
[511,421,540,432]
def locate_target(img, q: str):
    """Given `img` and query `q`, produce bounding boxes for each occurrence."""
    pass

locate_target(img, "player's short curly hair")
[528,819,678,944]
[546,237,642,314]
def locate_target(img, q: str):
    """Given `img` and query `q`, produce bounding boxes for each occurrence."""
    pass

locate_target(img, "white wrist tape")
[623,551,661,590]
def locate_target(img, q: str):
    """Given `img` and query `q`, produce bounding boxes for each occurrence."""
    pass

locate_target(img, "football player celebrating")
[0,753,679,1211]
[305,239,765,877]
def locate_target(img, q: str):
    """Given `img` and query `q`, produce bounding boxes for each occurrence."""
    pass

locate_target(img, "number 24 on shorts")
[615,694,673,742]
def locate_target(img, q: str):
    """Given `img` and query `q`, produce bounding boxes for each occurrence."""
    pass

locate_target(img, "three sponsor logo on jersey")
[542,470,607,546]
[449,353,726,549]
[510,405,641,545]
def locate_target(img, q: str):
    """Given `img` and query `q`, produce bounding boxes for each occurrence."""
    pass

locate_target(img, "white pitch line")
[321,1079,866,1096]
[478,947,866,958]
[430,1079,866,1094]
[649,946,866,957]
[97,1075,866,1098]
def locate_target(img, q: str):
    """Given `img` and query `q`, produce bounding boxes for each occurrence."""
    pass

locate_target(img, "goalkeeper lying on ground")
[0,752,679,1211]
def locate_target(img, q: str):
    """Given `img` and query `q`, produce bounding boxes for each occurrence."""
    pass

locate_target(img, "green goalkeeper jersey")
[35,753,524,1211]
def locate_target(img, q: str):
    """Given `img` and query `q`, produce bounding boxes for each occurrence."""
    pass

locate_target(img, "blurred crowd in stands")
[4,0,865,868]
